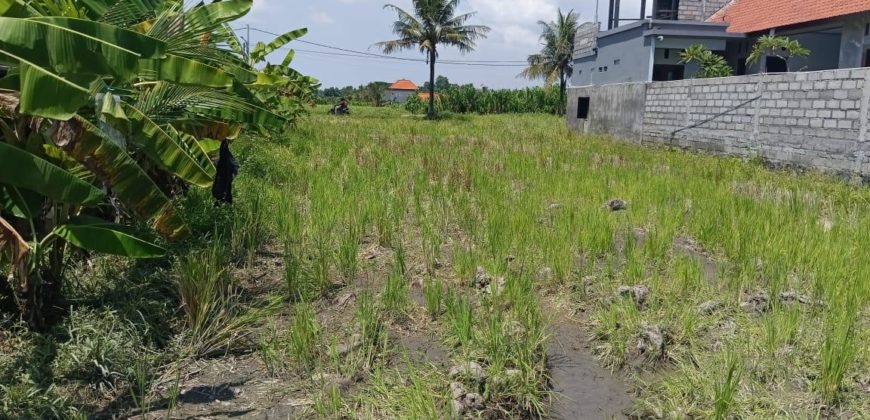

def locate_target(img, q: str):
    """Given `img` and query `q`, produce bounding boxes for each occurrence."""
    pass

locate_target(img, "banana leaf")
[53,217,165,258]
[0,185,41,218]
[148,0,252,42]
[21,17,166,75]
[0,141,105,205]
[138,54,234,88]
[198,138,221,154]
[123,103,215,187]
[250,28,307,63]
[0,0,29,18]
[0,16,166,118]
[52,116,189,240]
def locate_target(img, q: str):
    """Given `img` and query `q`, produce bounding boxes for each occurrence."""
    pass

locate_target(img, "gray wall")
[839,13,870,69]
[678,0,731,22]
[573,22,599,60]
[567,83,648,140]
[388,90,415,103]
[571,26,651,87]
[566,68,870,176]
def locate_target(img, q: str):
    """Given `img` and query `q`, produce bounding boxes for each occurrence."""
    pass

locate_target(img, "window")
[614,59,621,65]
[737,58,747,75]
[766,56,787,73]
[664,49,670,59]
[653,0,680,20]
[577,97,590,119]
[865,49,870,68]
[653,64,685,81]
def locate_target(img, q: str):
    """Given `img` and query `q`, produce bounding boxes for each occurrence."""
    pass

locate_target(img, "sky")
[235,0,650,89]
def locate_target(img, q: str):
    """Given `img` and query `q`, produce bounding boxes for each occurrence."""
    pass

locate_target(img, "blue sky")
[235,0,648,89]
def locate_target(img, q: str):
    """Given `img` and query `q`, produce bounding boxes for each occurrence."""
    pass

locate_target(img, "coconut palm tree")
[520,9,579,115]
[377,0,490,119]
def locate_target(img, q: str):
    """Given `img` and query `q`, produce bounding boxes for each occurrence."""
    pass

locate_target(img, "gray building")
[572,0,870,87]
[572,20,744,86]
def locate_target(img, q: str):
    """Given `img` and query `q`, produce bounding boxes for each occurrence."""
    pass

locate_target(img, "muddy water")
[547,321,633,419]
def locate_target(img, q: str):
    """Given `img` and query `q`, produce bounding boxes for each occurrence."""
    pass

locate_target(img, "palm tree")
[520,9,579,115]
[377,0,490,119]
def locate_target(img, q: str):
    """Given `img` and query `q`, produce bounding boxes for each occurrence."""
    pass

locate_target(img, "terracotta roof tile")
[388,79,418,91]
[709,0,870,33]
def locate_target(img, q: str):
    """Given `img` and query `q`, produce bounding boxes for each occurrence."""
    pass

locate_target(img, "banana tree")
[243,27,321,122]
[0,0,303,328]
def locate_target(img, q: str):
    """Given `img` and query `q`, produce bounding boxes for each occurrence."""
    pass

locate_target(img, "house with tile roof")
[386,79,418,103]
[572,0,870,86]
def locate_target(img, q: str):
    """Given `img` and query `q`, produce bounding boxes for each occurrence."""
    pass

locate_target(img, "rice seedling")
[444,288,474,348]
[359,364,448,419]
[423,277,443,320]
[288,303,320,373]
[313,383,346,418]
[338,218,362,282]
[356,291,388,369]
[259,323,285,375]
[230,192,268,267]
[713,349,742,420]
[817,290,860,403]
[382,248,409,317]
[129,358,151,415]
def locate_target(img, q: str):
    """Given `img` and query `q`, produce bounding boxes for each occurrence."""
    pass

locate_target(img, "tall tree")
[520,9,579,115]
[377,0,490,119]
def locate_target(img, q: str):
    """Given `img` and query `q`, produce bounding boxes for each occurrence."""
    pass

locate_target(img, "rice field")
[3,105,869,418]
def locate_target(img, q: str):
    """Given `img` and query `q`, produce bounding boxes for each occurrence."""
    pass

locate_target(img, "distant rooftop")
[709,0,870,33]
[388,79,418,91]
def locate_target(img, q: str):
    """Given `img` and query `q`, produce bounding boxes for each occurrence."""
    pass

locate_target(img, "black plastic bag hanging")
[212,139,238,204]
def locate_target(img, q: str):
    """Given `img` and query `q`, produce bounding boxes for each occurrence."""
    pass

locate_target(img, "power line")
[288,47,527,67]
[236,26,529,65]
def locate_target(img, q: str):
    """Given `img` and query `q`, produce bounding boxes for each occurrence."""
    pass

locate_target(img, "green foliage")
[747,35,811,72]
[405,85,562,115]
[0,0,314,329]
[680,44,734,78]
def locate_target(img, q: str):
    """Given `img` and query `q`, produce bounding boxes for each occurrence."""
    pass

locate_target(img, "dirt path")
[546,306,633,420]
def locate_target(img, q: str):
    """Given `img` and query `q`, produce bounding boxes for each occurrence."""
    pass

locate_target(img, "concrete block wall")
[678,0,732,22]
[573,22,599,60]
[567,68,870,176]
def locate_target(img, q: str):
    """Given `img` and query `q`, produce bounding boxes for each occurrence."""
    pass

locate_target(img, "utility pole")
[246,24,251,57]
[594,0,599,25]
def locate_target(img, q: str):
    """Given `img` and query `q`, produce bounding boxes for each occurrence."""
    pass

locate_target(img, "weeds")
[176,241,279,357]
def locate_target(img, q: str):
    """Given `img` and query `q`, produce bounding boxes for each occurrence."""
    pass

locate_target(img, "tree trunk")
[559,67,567,116]
[428,49,436,120]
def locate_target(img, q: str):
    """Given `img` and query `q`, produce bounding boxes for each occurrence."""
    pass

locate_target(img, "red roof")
[710,0,870,33]
[388,79,418,91]
[418,92,441,100]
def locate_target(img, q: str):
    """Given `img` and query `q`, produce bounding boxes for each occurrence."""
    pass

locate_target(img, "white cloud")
[465,0,559,49]
[310,9,336,25]
[469,0,559,25]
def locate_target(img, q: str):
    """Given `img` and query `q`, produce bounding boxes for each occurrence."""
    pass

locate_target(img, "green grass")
[3,105,869,418]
